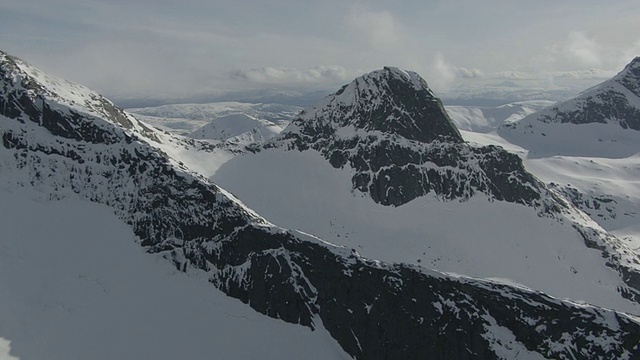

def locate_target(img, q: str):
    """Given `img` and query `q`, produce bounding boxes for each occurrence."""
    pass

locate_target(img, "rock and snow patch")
[481,315,548,360]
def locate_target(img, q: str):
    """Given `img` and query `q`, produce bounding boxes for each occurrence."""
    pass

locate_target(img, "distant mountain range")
[111,89,331,109]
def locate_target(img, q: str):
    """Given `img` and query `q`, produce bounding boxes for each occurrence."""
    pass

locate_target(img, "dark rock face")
[288,67,462,144]
[534,90,640,129]
[182,225,640,359]
[276,67,550,208]
[510,57,640,130]
[331,136,544,207]
[3,52,640,359]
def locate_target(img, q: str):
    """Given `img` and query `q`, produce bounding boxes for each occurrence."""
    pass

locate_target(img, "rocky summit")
[284,66,463,143]
[274,67,551,207]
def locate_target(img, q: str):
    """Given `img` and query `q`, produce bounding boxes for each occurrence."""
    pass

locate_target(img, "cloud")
[489,71,538,80]
[618,40,640,68]
[455,67,484,79]
[551,69,615,80]
[564,31,603,67]
[545,31,639,72]
[230,66,348,86]
[423,53,458,91]
[345,5,403,50]
[5,1,638,98]
[422,53,487,91]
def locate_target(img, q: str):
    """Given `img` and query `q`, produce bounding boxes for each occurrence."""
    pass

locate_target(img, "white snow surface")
[499,119,640,158]
[0,189,348,360]
[210,148,640,315]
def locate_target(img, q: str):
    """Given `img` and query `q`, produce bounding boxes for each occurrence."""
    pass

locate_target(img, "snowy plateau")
[1,50,640,359]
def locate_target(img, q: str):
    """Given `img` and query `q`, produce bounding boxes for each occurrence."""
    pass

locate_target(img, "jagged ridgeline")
[274,67,547,207]
[2,51,640,359]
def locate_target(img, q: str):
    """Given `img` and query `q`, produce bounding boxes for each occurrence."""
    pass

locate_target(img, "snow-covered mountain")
[189,113,284,144]
[499,57,640,157]
[2,50,640,359]
[272,67,542,206]
[213,66,640,315]
[470,57,640,256]
[523,57,640,128]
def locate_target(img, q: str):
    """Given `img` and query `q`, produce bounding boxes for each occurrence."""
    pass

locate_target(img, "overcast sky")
[1,0,639,97]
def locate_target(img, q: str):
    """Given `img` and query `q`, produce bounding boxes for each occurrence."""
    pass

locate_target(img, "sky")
[1,0,639,98]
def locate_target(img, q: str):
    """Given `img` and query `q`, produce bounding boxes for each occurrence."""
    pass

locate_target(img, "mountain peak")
[499,55,640,139]
[370,66,429,91]
[0,49,162,144]
[0,50,19,64]
[614,56,640,97]
[626,56,640,68]
[273,69,549,207]
[282,67,462,144]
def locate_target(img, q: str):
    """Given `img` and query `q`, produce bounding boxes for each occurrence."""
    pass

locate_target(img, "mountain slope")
[482,57,640,253]
[214,66,640,314]
[0,190,347,360]
[499,57,640,157]
[2,51,640,359]
[522,57,640,128]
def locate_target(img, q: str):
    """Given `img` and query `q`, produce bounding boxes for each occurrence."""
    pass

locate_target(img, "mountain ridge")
[2,51,640,359]
[217,66,640,311]
[501,57,640,133]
